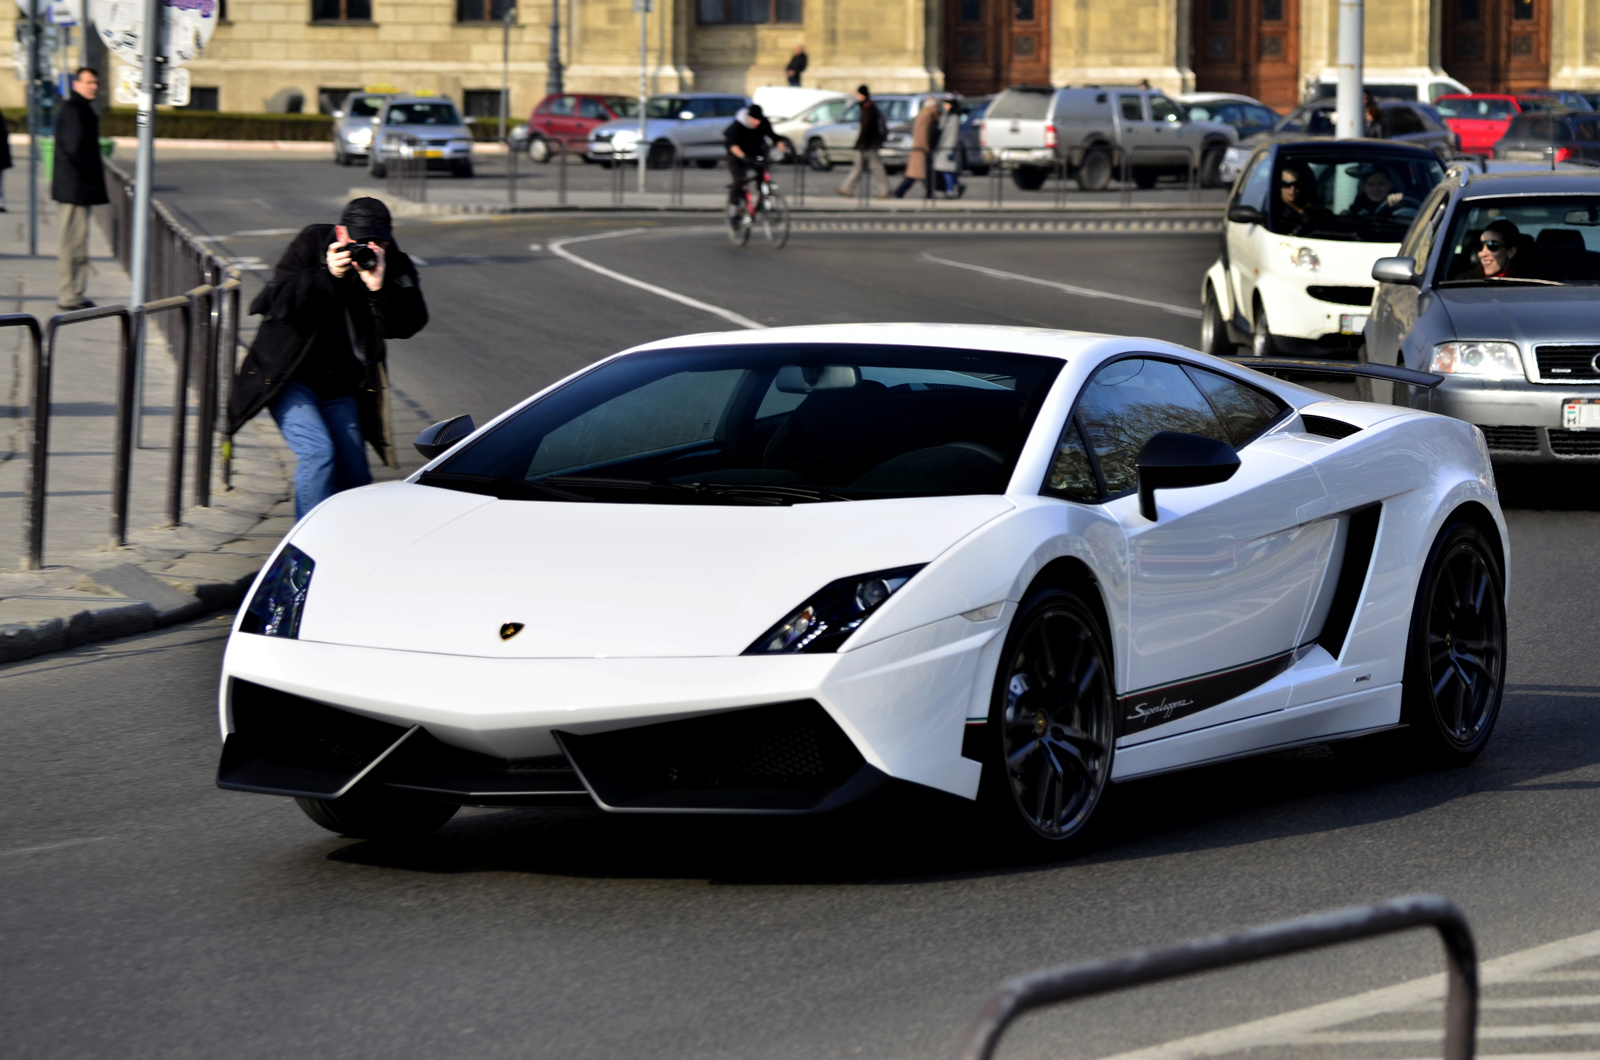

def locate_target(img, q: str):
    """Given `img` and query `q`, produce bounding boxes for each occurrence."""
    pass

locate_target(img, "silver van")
[981,86,1236,191]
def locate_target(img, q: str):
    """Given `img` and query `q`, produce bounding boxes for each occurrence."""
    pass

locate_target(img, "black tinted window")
[1183,366,1286,445]
[1384,105,1426,135]
[386,103,461,126]
[1075,359,1229,496]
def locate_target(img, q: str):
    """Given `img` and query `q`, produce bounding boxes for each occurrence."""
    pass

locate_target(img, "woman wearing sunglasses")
[1457,218,1522,279]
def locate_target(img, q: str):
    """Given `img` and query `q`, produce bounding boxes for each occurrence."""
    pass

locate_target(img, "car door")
[1147,93,1190,166]
[1369,182,1449,387]
[576,97,611,143]
[1073,357,1329,738]
[1227,151,1273,325]
[1116,93,1157,170]
[827,101,863,162]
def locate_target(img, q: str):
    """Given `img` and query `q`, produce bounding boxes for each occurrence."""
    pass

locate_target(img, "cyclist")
[724,104,786,224]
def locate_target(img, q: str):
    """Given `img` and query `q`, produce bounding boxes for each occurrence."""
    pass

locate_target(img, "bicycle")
[727,163,790,249]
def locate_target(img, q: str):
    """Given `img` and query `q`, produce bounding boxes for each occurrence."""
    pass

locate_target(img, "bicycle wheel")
[726,196,751,247]
[759,187,790,249]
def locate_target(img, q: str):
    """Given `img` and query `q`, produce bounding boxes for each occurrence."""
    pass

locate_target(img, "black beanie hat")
[340,196,393,242]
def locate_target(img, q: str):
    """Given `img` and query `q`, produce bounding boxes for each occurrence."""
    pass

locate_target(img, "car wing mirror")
[414,414,476,460]
[1227,203,1266,225]
[1135,431,1241,521]
[1371,256,1421,286]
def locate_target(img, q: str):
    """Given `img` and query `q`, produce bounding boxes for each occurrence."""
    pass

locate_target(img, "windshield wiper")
[674,482,855,503]
[418,471,592,501]
[541,475,852,505]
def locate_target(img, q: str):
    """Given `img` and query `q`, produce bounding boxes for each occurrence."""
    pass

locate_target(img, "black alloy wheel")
[981,589,1115,848]
[1200,145,1225,187]
[1200,284,1234,357]
[295,791,459,840]
[1402,522,1506,765]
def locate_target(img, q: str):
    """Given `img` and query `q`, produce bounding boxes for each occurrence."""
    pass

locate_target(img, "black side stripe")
[1318,504,1382,659]
[1118,647,1304,735]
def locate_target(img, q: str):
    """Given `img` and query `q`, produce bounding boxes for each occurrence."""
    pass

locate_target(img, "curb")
[791,216,1222,233]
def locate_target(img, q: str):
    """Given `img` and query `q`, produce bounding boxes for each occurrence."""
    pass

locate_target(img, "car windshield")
[1437,97,1517,120]
[423,344,1063,504]
[347,95,385,118]
[1436,197,1600,286]
[645,97,690,119]
[1275,106,1336,135]
[386,103,461,126]
[1270,151,1445,241]
[606,96,639,117]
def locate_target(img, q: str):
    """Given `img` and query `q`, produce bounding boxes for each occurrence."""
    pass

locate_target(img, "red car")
[1434,93,1556,153]
[526,93,639,162]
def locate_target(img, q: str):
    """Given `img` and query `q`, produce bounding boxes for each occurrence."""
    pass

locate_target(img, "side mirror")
[1135,431,1241,521]
[1372,256,1421,286]
[414,414,475,460]
[1227,203,1266,225]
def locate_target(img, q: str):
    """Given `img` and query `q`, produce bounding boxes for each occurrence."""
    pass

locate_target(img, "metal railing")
[384,134,428,203]
[953,894,1478,1060]
[1120,143,1202,207]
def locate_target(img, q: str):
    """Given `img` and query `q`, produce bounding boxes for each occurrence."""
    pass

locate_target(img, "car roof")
[1455,171,1600,198]
[1178,92,1262,103]
[1272,137,1442,159]
[621,323,1132,362]
[1438,93,1520,101]
[385,96,458,106]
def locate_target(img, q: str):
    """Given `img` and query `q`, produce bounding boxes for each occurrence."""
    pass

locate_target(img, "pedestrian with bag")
[52,67,108,310]
[785,44,808,87]
[837,85,890,199]
[934,97,966,199]
[226,197,428,520]
[893,98,940,199]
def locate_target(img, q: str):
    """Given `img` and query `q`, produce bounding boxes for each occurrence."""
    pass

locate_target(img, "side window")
[817,99,846,123]
[1119,95,1145,121]
[714,98,745,117]
[1402,186,1451,272]
[547,96,575,117]
[1237,153,1272,211]
[1149,95,1182,123]
[1044,418,1099,501]
[1386,106,1425,135]
[1074,359,1230,497]
[1182,366,1287,446]
[842,102,860,122]
[578,98,608,120]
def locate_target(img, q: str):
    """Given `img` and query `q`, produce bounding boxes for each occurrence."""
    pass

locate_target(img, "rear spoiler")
[1243,358,1444,390]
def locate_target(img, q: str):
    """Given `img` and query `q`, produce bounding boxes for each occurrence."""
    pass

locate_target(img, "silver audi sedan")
[1366,170,1600,462]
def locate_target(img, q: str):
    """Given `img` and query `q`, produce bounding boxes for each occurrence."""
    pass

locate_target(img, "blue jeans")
[269,381,371,519]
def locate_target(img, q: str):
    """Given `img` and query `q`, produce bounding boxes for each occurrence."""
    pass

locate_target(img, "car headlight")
[239,544,315,638]
[1430,341,1523,379]
[347,126,372,146]
[611,130,639,146]
[1223,146,1249,166]
[1277,242,1321,271]
[745,565,925,655]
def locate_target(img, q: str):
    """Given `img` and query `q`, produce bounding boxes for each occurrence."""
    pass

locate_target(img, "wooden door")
[1443,0,1551,94]
[944,0,1052,96]
[1191,0,1300,111]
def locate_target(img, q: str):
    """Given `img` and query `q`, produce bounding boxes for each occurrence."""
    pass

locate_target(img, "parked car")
[331,91,395,166]
[769,93,851,162]
[1175,92,1280,139]
[587,94,750,168]
[526,93,638,163]
[958,95,994,175]
[1307,72,1472,105]
[802,94,950,172]
[1365,171,1600,462]
[751,86,847,123]
[980,85,1237,191]
[370,95,475,179]
[1220,98,1457,183]
[1434,94,1538,154]
[1521,90,1595,112]
[1495,111,1600,166]
[1200,139,1446,359]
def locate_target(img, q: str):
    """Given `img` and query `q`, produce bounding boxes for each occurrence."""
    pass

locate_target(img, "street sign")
[631,0,651,10]
[113,59,187,105]
[90,0,217,66]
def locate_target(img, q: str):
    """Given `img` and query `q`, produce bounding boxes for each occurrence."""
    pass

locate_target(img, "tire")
[1011,165,1049,191]
[597,159,614,169]
[806,138,833,171]
[1200,145,1225,188]
[759,187,789,249]
[1200,283,1235,358]
[453,162,474,178]
[369,161,387,179]
[694,158,718,169]
[647,140,675,169]
[295,791,458,840]
[976,588,1116,853]
[1250,302,1276,358]
[1398,521,1506,766]
[333,146,347,166]
[1076,148,1112,191]
[527,136,552,164]
[1133,168,1159,189]
[968,164,991,177]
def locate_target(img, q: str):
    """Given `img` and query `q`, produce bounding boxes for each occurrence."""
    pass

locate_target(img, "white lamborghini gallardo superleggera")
[217,324,1509,849]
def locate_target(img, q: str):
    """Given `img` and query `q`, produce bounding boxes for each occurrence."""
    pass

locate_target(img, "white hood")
[290,483,1013,658]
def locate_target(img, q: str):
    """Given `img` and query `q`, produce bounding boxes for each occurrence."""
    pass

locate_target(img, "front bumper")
[1257,273,1374,353]
[1414,377,1600,461]
[217,612,1001,812]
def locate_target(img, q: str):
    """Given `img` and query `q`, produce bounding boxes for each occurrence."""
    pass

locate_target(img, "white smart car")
[1202,139,1447,359]
[217,324,1508,851]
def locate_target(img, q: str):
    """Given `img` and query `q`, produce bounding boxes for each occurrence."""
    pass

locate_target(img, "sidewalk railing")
[384,134,428,203]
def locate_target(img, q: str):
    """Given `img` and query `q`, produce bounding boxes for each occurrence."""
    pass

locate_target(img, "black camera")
[338,242,379,271]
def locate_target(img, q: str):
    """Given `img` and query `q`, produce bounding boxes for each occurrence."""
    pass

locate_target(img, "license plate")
[424,150,443,158]
[1339,313,1368,336]
[1563,398,1600,429]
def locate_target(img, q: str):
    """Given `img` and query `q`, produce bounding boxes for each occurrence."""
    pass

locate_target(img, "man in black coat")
[785,45,808,87]
[52,67,109,309]
[837,85,889,198]
[0,109,13,211]
[227,197,428,519]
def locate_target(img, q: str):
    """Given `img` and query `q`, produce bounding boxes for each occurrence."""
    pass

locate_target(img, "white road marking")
[921,253,1204,320]
[1484,997,1600,1009]
[1093,927,1600,1060]
[528,243,544,251]
[0,836,109,858]
[1302,1023,1600,1043]
[233,226,298,237]
[411,256,429,266]
[1534,973,1600,983]
[548,229,766,330]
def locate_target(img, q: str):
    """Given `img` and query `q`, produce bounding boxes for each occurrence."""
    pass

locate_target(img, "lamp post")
[500,5,517,144]
[546,0,563,94]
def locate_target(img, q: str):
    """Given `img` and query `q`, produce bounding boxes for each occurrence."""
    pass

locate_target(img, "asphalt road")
[5,154,1600,1059]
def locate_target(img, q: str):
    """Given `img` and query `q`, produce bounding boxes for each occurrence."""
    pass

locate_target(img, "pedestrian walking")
[785,44,808,87]
[934,98,966,199]
[226,197,428,520]
[52,67,108,310]
[893,98,941,199]
[837,85,889,199]
[0,109,12,212]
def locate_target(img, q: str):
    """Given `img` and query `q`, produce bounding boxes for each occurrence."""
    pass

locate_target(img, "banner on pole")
[113,59,188,105]
[90,0,217,66]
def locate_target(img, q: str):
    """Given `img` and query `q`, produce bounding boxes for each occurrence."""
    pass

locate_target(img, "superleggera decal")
[1119,648,1302,734]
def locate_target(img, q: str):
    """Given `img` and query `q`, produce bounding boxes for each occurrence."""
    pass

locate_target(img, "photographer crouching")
[227,197,428,519]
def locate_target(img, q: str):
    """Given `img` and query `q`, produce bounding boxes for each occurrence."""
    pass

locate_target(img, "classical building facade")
[6,0,1598,116]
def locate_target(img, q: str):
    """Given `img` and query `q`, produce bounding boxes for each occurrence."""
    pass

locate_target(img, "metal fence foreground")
[953,894,1478,1060]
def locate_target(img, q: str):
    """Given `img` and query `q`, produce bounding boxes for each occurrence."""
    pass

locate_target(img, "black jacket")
[227,224,428,467]
[854,101,887,151]
[785,52,808,76]
[724,116,779,160]
[51,93,108,205]
[0,111,11,172]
